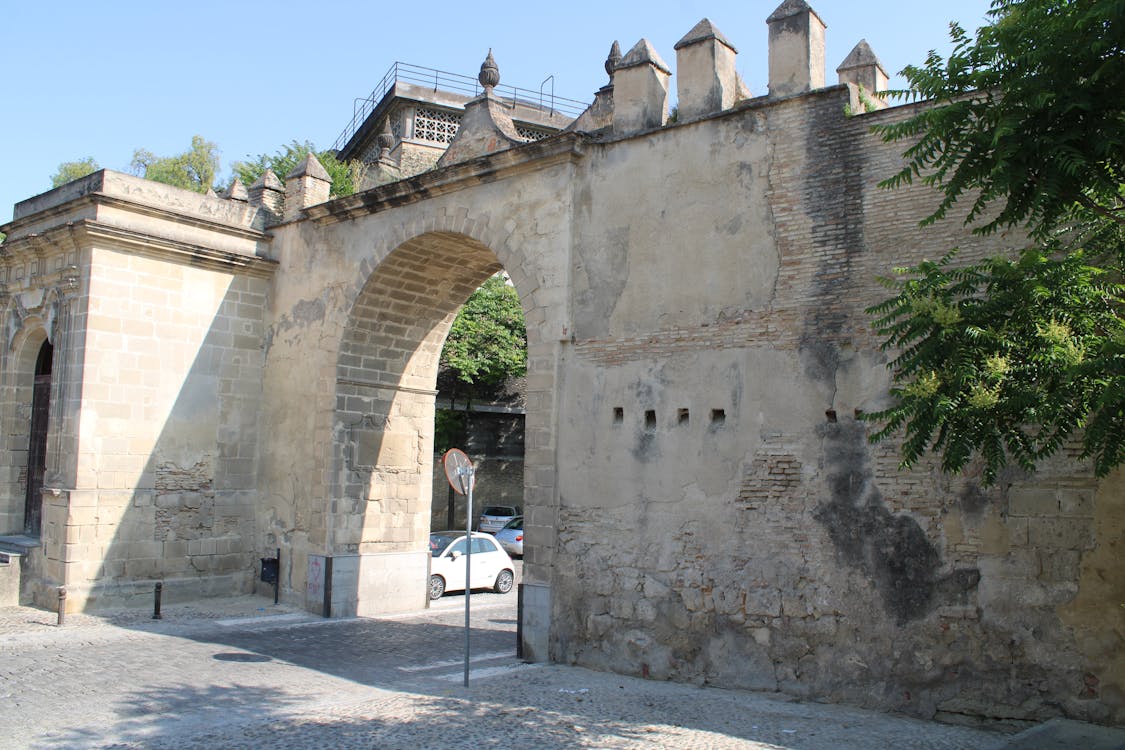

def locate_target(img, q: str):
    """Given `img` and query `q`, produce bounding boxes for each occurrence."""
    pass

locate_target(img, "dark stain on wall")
[959,482,991,516]
[814,419,979,624]
[798,95,867,386]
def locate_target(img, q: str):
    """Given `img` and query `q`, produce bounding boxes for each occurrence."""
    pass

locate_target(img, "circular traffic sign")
[442,448,475,495]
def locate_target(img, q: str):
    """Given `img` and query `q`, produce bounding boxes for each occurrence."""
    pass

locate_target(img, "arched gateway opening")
[325,229,555,649]
[24,340,53,537]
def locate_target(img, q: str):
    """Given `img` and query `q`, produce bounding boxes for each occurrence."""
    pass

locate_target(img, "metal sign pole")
[463,466,473,687]
[441,449,476,690]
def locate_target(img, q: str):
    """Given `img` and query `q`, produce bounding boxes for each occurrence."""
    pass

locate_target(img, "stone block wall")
[56,247,269,609]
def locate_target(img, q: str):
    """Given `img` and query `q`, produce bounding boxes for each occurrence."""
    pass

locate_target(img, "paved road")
[0,582,1010,750]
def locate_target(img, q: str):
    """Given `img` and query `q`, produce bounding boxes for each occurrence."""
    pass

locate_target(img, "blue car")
[494,515,523,557]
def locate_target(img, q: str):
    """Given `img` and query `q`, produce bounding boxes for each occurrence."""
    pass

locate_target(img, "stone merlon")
[767,0,827,97]
[675,18,743,120]
[837,39,889,103]
[284,153,332,221]
[612,39,672,135]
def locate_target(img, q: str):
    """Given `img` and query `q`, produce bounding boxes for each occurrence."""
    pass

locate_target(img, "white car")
[428,531,516,600]
[477,505,521,533]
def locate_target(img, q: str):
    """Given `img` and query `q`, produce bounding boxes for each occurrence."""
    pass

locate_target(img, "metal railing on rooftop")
[331,62,590,153]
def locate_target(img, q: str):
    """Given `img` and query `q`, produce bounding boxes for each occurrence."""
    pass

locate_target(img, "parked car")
[477,504,521,533]
[494,515,523,557]
[428,531,515,600]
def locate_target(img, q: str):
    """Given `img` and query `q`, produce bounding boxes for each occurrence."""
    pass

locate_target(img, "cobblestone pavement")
[0,589,1008,750]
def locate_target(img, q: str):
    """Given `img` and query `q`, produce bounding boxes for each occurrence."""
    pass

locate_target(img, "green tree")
[865,0,1124,483]
[434,275,527,457]
[232,140,365,198]
[440,275,527,400]
[50,158,100,187]
[131,135,219,193]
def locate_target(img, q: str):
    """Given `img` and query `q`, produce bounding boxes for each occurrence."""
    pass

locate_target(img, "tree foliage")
[865,0,1125,482]
[232,140,365,198]
[130,135,220,193]
[50,158,100,187]
[440,275,527,395]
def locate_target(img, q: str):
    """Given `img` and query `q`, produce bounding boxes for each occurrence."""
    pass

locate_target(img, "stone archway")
[331,231,500,557]
[318,229,559,644]
[294,227,558,656]
[0,324,52,537]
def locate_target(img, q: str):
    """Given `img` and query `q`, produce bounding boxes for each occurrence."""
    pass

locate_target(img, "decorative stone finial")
[479,49,500,90]
[377,119,395,158]
[605,40,622,80]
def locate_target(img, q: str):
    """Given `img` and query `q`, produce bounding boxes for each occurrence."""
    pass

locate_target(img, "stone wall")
[549,85,1123,726]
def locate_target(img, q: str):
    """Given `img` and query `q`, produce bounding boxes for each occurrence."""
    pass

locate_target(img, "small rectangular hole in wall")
[644,410,657,429]
[710,408,725,425]
[678,408,690,425]
[613,407,623,424]
[825,409,838,423]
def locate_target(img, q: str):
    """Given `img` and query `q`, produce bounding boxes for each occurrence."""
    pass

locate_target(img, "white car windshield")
[429,533,462,556]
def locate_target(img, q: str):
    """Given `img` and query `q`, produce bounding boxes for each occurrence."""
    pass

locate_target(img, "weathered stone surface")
[0,8,1120,730]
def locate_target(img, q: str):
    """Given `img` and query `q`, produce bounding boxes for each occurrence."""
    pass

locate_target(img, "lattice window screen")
[413,107,462,144]
[516,126,551,141]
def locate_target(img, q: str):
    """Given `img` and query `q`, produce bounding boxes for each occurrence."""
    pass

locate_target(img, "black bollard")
[153,581,163,619]
[56,586,66,626]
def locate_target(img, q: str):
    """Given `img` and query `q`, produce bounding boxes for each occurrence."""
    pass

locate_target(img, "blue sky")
[1,0,993,225]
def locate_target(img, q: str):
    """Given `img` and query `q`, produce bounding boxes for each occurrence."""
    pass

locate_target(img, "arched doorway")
[24,339,52,536]
[329,232,502,593]
[320,228,559,635]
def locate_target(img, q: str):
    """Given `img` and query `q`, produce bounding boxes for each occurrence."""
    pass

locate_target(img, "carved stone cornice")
[1,220,277,279]
[1,190,272,245]
[305,131,589,226]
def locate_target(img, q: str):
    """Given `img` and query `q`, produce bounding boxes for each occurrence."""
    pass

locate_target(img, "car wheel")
[493,569,514,594]
[429,574,446,600]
